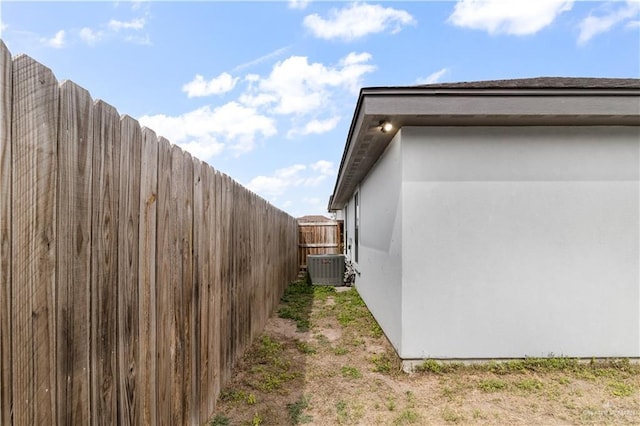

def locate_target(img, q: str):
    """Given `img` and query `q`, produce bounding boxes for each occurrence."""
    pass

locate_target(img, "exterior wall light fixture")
[380,120,393,133]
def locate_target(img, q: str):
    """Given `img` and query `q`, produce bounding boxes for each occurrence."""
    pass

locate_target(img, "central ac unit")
[307,254,345,286]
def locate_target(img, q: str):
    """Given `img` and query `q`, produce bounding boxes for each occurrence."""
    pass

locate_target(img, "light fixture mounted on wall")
[379,120,393,133]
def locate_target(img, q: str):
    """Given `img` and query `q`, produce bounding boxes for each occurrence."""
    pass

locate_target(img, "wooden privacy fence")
[298,217,342,269]
[0,41,299,425]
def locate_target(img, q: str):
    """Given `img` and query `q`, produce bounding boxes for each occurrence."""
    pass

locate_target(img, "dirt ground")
[209,283,640,425]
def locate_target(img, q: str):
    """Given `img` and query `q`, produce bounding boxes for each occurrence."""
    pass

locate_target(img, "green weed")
[336,400,348,423]
[386,396,396,411]
[515,378,544,392]
[333,346,349,355]
[295,340,316,354]
[287,396,313,425]
[370,353,394,373]
[608,381,634,397]
[393,409,420,425]
[478,378,507,392]
[251,412,263,425]
[219,389,256,405]
[209,413,230,426]
[442,408,465,424]
[341,365,362,379]
[414,360,463,374]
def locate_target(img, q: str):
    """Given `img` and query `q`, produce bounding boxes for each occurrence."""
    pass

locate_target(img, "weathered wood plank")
[139,127,158,426]
[0,40,13,426]
[11,53,59,425]
[212,169,223,408]
[219,173,231,386]
[192,158,205,423]
[90,99,121,426]
[180,149,194,426]
[56,80,93,425]
[170,145,185,425]
[155,136,173,424]
[206,164,220,418]
[118,115,142,425]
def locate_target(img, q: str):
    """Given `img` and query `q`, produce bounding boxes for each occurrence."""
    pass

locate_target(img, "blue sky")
[1,1,639,217]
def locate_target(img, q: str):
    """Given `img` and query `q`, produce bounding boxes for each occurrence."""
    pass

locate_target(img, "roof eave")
[328,87,640,211]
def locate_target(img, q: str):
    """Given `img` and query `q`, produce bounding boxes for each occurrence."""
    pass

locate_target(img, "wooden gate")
[298,216,343,269]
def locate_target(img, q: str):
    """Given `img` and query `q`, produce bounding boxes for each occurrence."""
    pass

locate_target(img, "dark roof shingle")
[414,77,640,89]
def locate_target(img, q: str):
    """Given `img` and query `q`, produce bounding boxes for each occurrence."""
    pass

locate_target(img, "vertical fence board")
[212,170,223,405]
[155,136,173,424]
[118,115,142,425]
[206,165,219,419]
[139,127,158,425]
[169,145,185,424]
[181,150,194,426]
[11,54,59,426]
[0,40,12,426]
[56,80,93,424]
[193,159,205,423]
[219,174,230,386]
[90,100,121,425]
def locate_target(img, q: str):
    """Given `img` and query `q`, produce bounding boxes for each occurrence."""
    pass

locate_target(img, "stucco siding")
[354,132,403,350]
[400,126,640,359]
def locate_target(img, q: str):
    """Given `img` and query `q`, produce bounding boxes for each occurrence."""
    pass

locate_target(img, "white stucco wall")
[352,132,404,350]
[400,126,640,359]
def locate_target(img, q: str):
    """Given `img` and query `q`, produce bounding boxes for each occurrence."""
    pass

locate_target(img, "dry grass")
[210,281,640,425]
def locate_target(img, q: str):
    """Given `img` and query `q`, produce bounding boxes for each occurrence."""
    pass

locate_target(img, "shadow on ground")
[209,277,318,425]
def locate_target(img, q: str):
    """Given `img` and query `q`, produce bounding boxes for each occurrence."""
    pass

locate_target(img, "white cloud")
[416,68,450,85]
[175,138,224,160]
[108,17,145,31]
[41,30,66,48]
[448,0,573,35]
[310,160,335,176]
[79,27,104,45]
[627,20,640,28]
[248,164,307,197]
[77,10,149,46]
[247,160,335,198]
[1,21,7,32]
[578,1,640,45]
[138,101,276,159]
[288,116,341,138]
[289,0,311,10]
[182,73,239,97]
[304,3,415,41]
[241,52,375,115]
[302,197,325,211]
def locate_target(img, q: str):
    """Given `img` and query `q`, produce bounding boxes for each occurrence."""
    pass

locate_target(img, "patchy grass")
[211,281,640,425]
[209,413,230,426]
[287,396,312,425]
[277,281,315,331]
[340,365,362,379]
[478,378,508,392]
[441,407,465,424]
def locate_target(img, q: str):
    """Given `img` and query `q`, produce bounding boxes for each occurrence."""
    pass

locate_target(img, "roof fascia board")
[364,94,640,117]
